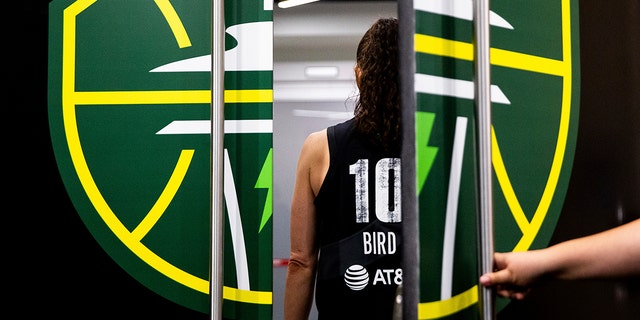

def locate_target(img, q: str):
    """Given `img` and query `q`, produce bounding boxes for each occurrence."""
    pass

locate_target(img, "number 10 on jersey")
[350,158,402,224]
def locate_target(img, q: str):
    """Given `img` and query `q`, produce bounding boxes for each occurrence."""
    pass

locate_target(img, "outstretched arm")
[480,218,640,300]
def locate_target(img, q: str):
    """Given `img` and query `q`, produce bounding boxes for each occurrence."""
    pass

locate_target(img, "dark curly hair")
[353,17,400,153]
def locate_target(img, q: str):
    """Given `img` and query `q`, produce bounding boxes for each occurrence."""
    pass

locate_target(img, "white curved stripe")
[224,149,250,290]
[155,120,273,134]
[150,21,273,72]
[263,0,272,11]
[415,73,511,105]
[225,21,273,71]
[440,116,467,300]
[149,54,210,72]
[414,0,514,30]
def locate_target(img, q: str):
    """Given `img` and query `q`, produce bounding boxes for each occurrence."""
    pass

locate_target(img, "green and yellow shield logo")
[48,0,273,317]
[413,0,580,318]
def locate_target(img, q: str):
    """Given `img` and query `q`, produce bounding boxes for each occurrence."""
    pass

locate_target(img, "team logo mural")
[412,0,580,318]
[48,0,273,317]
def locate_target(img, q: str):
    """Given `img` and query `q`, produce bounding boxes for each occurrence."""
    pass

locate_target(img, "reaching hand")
[480,219,640,300]
[479,251,548,300]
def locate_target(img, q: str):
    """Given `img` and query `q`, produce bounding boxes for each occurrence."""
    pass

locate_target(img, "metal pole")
[399,0,418,318]
[473,0,495,319]
[210,0,225,319]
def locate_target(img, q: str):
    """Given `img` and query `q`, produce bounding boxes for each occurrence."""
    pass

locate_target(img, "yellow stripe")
[74,90,211,105]
[514,0,574,251]
[225,89,273,103]
[491,48,566,76]
[132,150,194,241]
[223,286,272,305]
[418,286,478,319]
[154,0,192,48]
[71,89,273,105]
[491,128,530,234]
[415,34,566,76]
[415,34,474,61]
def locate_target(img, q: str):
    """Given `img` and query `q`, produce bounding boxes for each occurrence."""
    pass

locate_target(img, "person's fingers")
[495,286,530,300]
[479,252,512,287]
[484,268,514,287]
[512,291,529,300]
[495,288,519,300]
[479,252,506,287]
[495,287,511,298]
[483,251,534,300]
[493,252,508,269]
[479,274,492,286]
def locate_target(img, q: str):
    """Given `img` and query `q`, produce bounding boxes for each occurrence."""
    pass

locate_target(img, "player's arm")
[284,130,328,319]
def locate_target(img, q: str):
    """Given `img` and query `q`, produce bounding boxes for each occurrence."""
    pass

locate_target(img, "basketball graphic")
[413,0,580,318]
[48,0,273,317]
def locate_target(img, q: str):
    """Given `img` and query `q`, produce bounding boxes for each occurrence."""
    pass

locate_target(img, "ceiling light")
[304,66,339,79]
[277,0,320,9]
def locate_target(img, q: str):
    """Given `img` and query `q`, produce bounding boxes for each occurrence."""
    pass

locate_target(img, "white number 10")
[349,158,401,223]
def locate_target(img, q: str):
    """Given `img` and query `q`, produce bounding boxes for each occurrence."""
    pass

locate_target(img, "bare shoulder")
[300,129,328,157]
[298,129,329,195]
[307,129,327,144]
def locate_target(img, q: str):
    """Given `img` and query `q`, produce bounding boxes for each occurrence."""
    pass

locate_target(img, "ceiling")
[272,1,397,101]
[273,1,398,62]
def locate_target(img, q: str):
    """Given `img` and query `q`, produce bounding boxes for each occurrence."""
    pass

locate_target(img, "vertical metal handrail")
[210,0,225,319]
[399,0,417,319]
[473,0,495,319]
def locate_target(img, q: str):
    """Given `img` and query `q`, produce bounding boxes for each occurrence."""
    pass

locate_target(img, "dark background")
[499,1,640,319]
[13,0,639,318]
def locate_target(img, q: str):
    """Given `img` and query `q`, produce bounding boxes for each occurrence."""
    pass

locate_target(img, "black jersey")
[314,118,402,319]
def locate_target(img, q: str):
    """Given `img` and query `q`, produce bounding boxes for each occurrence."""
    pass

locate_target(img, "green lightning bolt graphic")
[416,111,439,193]
[255,148,273,232]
